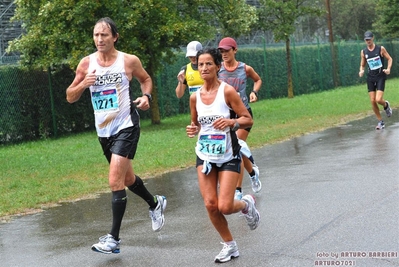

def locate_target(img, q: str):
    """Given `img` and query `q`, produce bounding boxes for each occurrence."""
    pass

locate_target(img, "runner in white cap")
[175,41,204,98]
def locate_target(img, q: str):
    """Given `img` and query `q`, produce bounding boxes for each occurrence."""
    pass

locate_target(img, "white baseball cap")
[186,41,202,57]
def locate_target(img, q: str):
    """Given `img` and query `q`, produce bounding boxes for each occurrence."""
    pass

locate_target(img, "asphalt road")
[1,112,398,267]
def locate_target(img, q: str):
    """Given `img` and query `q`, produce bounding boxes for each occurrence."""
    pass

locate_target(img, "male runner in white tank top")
[66,17,166,254]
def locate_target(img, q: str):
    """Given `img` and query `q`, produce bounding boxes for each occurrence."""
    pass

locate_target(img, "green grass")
[1,79,399,218]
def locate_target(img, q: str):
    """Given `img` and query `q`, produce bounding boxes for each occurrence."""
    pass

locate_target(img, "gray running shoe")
[91,234,120,254]
[214,242,239,263]
[241,195,260,230]
[376,120,385,130]
[385,101,392,117]
[149,195,167,232]
[250,164,262,193]
[234,189,243,200]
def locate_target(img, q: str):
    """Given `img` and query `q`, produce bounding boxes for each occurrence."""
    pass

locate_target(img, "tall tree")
[257,0,323,98]
[325,0,339,87]
[8,0,257,124]
[373,0,399,38]
[200,0,257,38]
[329,0,376,40]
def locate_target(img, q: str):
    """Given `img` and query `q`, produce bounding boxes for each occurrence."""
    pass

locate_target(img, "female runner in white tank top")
[186,48,260,263]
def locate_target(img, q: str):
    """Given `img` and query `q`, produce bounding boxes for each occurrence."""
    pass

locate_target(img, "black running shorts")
[196,156,242,174]
[98,125,140,163]
[367,73,386,92]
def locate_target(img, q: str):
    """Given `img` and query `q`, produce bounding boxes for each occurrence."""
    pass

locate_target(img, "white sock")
[225,240,236,246]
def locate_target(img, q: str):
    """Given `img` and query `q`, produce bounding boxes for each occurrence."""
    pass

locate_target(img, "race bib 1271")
[91,89,119,113]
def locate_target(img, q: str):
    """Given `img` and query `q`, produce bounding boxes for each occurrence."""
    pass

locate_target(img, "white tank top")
[88,51,134,137]
[195,82,234,163]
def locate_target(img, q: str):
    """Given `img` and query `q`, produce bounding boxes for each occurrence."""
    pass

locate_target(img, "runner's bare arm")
[66,57,94,103]
[125,54,152,110]
[246,65,262,102]
[381,46,392,74]
[359,50,366,77]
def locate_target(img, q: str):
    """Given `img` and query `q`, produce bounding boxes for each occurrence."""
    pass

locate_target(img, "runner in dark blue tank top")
[359,31,393,130]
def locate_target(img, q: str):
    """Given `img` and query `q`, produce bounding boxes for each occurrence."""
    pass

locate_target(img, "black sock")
[248,156,255,165]
[127,175,157,209]
[249,170,255,177]
[236,187,242,192]
[110,190,127,240]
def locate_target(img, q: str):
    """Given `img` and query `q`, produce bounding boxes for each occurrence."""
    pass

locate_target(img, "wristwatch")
[143,93,152,102]
[231,120,240,131]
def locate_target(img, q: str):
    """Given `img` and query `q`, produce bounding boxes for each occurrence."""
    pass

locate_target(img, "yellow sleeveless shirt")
[186,63,204,95]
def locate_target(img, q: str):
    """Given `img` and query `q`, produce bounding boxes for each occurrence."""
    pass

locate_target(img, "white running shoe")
[241,195,260,230]
[376,120,385,130]
[385,101,392,117]
[91,234,120,254]
[214,241,239,263]
[149,195,167,231]
[234,189,243,200]
[250,164,262,193]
